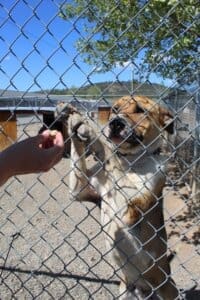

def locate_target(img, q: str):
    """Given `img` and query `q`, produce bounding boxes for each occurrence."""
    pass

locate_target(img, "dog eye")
[135,105,145,113]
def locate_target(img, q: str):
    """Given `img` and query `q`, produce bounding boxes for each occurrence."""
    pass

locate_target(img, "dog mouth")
[108,117,143,146]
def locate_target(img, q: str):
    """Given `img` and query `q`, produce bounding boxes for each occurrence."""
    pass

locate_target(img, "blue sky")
[0,0,174,93]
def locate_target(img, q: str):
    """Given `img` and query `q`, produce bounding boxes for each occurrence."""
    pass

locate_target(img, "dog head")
[104,95,174,155]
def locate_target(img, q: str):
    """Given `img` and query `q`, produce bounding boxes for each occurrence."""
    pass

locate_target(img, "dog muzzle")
[108,117,143,146]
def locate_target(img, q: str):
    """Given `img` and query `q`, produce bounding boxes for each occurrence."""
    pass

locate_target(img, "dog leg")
[68,112,104,205]
[156,278,179,300]
[122,189,164,226]
[119,283,144,300]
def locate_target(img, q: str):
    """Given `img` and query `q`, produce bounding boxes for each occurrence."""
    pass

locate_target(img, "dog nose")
[109,117,125,131]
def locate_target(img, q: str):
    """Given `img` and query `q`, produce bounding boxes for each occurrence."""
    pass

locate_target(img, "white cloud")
[116,61,134,68]
[4,55,11,61]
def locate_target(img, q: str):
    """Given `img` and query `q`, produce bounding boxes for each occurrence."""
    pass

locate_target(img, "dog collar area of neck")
[105,138,162,160]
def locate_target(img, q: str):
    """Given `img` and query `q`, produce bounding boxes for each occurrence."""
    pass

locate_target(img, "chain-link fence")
[0,0,199,299]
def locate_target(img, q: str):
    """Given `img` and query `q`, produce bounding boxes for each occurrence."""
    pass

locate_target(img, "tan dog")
[62,96,179,299]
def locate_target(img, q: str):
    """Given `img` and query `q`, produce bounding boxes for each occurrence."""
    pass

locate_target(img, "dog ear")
[159,107,174,134]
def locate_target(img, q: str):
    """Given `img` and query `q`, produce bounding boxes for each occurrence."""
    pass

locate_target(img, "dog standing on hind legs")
[62,95,179,299]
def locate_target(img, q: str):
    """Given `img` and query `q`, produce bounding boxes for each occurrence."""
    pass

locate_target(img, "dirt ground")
[0,119,199,299]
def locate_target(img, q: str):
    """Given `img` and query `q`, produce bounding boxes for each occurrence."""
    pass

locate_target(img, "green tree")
[60,0,199,84]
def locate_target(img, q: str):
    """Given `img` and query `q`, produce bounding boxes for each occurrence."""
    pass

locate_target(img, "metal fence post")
[192,73,200,209]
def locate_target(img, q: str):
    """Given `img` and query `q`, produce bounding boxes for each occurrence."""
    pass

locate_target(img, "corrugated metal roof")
[0,106,56,112]
[0,91,102,111]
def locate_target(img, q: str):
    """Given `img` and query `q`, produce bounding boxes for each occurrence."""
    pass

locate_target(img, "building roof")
[0,90,102,112]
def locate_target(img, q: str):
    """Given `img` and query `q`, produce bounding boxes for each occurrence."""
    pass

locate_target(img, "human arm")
[0,130,64,186]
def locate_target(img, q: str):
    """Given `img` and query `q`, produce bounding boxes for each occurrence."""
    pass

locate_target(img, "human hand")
[36,129,65,171]
[1,130,64,181]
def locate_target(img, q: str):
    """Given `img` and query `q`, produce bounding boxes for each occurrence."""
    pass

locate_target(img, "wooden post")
[0,111,17,151]
[98,106,111,125]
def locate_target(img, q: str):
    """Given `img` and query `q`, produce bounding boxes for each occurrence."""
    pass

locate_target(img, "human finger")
[52,131,64,148]
[40,130,55,149]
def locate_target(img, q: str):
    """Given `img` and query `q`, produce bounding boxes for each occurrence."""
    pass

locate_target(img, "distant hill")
[1,81,192,109]
[44,80,170,102]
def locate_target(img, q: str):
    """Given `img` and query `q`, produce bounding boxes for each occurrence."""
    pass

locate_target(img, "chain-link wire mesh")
[0,0,199,299]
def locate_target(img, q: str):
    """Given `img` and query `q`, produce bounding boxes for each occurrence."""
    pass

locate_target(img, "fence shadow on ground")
[0,265,199,299]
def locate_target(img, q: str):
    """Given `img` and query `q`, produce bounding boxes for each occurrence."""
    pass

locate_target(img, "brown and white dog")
[60,96,179,299]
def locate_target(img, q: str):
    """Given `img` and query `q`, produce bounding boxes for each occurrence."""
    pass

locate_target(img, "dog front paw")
[55,103,78,121]
[68,114,105,161]
[68,113,93,142]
